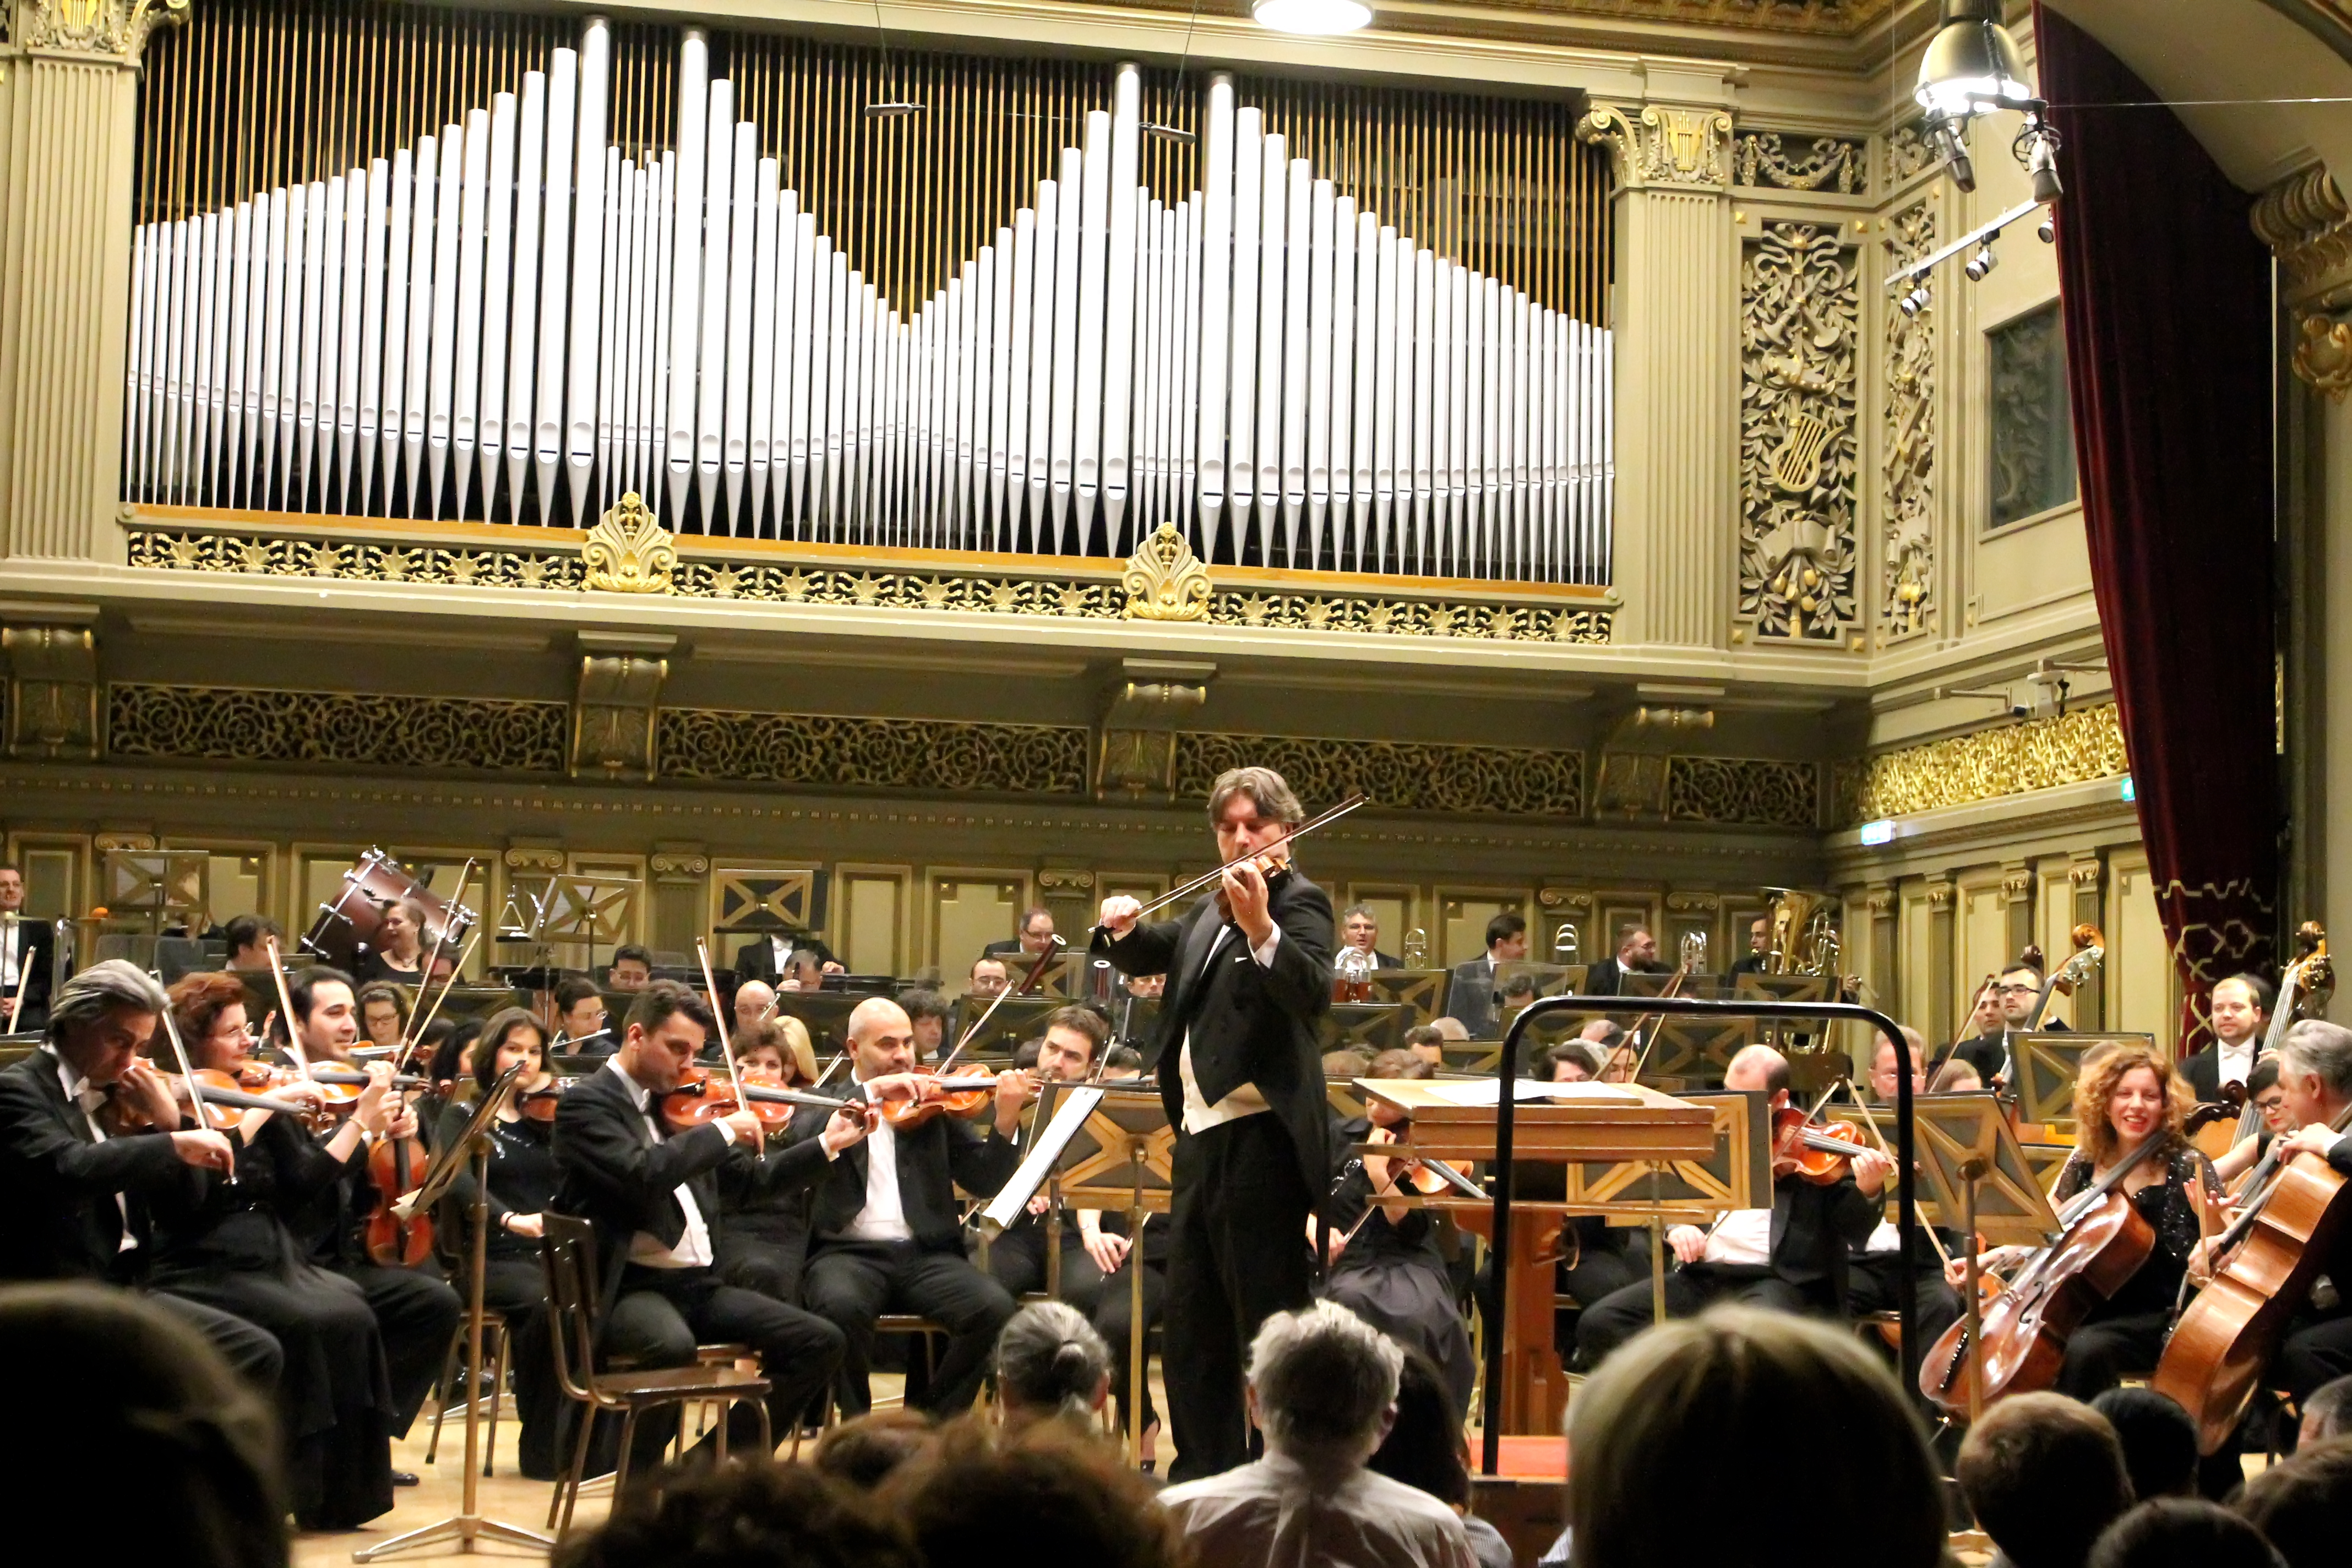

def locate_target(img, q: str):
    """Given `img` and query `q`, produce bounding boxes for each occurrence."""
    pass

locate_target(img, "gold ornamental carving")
[2290,312,2352,402]
[18,0,189,57]
[582,494,676,594]
[2251,164,2352,295]
[504,846,567,875]
[1174,733,1584,819]
[1577,102,1734,190]
[1882,202,1937,641]
[107,684,568,772]
[1665,757,1820,830]
[1120,524,1211,622]
[1836,701,2130,824]
[573,654,667,783]
[1883,122,1940,187]
[660,709,1091,797]
[2,625,101,760]
[1733,132,1864,194]
[1740,220,1860,643]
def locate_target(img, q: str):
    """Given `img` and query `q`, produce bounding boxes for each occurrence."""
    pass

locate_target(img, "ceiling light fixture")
[1251,0,1372,36]
[1913,0,2061,201]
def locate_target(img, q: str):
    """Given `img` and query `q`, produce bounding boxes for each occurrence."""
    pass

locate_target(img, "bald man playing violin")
[792,994,1031,1418]
[1092,764,1337,1482]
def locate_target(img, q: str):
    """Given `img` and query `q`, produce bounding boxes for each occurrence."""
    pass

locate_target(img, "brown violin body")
[1770,1107,1865,1185]
[879,1068,996,1130]
[2151,1148,2352,1453]
[366,1128,435,1266]
[1919,1186,2154,1416]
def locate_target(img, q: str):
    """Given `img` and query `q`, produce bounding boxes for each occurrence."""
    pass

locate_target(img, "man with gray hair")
[0,959,284,1387]
[2263,1017,2352,1415]
[1159,1301,1474,1568]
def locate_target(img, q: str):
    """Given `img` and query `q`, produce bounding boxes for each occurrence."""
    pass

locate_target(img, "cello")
[2187,923,2327,1164]
[2150,935,2344,1453]
[1918,1129,2167,1417]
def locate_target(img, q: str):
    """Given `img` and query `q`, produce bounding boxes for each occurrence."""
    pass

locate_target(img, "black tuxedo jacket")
[3,916,53,1027]
[1445,957,1499,1036]
[0,1050,202,1281]
[2179,1043,2258,1104]
[1729,954,1767,977]
[1092,870,1335,1201]
[788,1082,1020,1254]
[1582,956,1626,997]
[1766,1172,1882,1290]
[731,934,840,985]
[552,1063,832,1297]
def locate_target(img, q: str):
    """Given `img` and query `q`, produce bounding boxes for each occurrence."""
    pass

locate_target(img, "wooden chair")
[422,1307,511,1475]
[540,1215,774,1537]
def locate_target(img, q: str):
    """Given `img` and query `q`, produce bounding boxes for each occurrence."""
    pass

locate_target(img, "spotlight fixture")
[1964,243,1997,281]
[1915,0,2036,123]
[2024,127,2064,203]
[1141,122,1197,143]
[1251,0,1373,35]
[1934,121,1977,193]
[2037,213,2056,244]
[863,100,925,117]
[1899,284,1931,318]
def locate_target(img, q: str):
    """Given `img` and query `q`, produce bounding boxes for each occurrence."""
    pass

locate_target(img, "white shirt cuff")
[1250,927,1282,967]
[714,1119,738,1146]
[821,1137,841,1162]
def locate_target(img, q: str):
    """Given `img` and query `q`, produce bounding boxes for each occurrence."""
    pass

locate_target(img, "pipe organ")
[125,16,1614,583]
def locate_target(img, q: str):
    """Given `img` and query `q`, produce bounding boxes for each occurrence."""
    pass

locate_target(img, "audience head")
[807,1410,939,1491]
[1485,912,1528,961]
[1246,1301,1403,1475]
[2297,1375,2352,1448]
[555,1455,916,1568]
[2087,1499,2284,1568]
[1366,1347,1471,1503]
[1,1282,285,1568]
[993,1303,1112,1435]
[1957,1392,2134,1568]
[2089,1388,2200,1501]
[618,979,714,1092]
[2234,1437,2352,1568]
[607,944,654,992]
[879,1421,1182,1568]
[1569,1306,1945,1568]
[1430,1016,1469,1044]
[47,959,168,1082]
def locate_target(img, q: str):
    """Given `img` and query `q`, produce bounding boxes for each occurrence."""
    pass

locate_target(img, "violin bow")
[263,936,316,1084]
[937,937,1064,1075]
[1104,792,1369,928]
[696,939,765,1160]
[389,858,474,1074]
[153,996,235,1183]
[395,930,482,1077]
[1925,972,1999,1082]
[1834,1077,1952,1271]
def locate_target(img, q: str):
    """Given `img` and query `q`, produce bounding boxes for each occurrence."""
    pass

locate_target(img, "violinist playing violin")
[141,970,422,1530]
[1092,765,1336,1483]
[792,994,1030,1419]
[551,981,869,1482]
[1572,1046,1892,1370]
[0,961,283,1390]
[715,1015,825,1303]
[984,1008,1118,1313]
[1320,1049,1478,1418]
[431,1006,565,1479]
[270,965,463,1465]
[2244,1020,2352,1428]
[1961,1043,2219,1401]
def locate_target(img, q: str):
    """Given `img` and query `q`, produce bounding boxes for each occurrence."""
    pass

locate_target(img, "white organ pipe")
[788,222,821,531]
[356,172,386,514]
[1411,246,1434,575]
[619,159,648,501]
[1226,108,1260,547]
[205,211,235,506]
[1370,228,1395,574]
[720,122,756,531]
[193,214,222,502]
[984,225,1012,546]
[1194,76,1234,551]
[1428,258,1450,572]
[1177,195,1201,533]
[1279,159,1310,565]
[127,226,152,498]
[256,187,287,506]
[691,83,734,528]
[1099,64,1141,546]
[564,15,611,525]
[1448,261,1469,572]
[649,155,678,519]
[1305,179,1333,569]
[477,95,516,517]
[376,156,410,515]
[1023,179,1056,536]
[532,50,576,521]
[1253,138,1287,563]
[1071,110,1110,541]
[749,159,781,535]
[502,74,546,520]
[663,35,708,522]
[426,127,463,518]
[1133,199,1161,532]
[1006,205,1036,549]
[1046,145,1081,544]
[402,138,439,516]
[1331,198,1361,569]
[945,264,968,543]
[283,184,314,500]
[224,203,251,505]
[593,144,624,513]
[305,179,339,508]
[961,251,986,535]
[827,251,851,535]
[160,222,186,496]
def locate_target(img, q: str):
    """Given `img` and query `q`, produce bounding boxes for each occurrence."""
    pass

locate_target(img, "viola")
[660,1064,866,1135]
[878,1068,1001,1131]
[1770,1105,1868,1185]
[366,1121,435,1267]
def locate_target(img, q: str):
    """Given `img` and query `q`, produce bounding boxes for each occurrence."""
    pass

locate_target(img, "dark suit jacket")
[2179,1043,2260,1104]
[552,1062,832,1299]
[3,916,53,1028]
[789,1081,1021,1255]
[1446,957,1499,1036]
[1951,1033,2007,1084]
[1582,956,1626,998]
[1092,870,1335,1202]
[1729,954,1767,977]
[0,1049,202,1281]
[1766,1172,1882,1290]
[732,934,840,986]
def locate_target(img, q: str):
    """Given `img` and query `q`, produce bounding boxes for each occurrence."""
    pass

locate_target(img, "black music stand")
[771,989,885,1059]
[2014,1031,2149,1129]
[1321,1001,1412,1055]
[1365,968,1449,1026]
[950,994,1063,1060]
[1909,1091,2063,1422]
[355,1064,549,1560]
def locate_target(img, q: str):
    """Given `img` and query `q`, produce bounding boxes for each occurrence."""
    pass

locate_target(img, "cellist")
[2252,1020,2352,1424]
[1951,1043,2219,1399]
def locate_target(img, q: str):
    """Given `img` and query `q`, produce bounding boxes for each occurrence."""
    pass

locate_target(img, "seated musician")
[793,995,1028,1418]
[2244,1019,2352,1420]
[2209,1057,2286,1184]
[550,981,864,1477]
[900,989,950,1065]
[0,961,282,1387]
[432,1006,564,1479]
[272,965,465,1451]
[0,866,51,1034]
[221,912,285,973]
[716,1016,825,1303]
[1542,1042,1652,1310]
[1338,903,1401,971]
[1954,960,2061,1088]
[776,948,828,993]
[353,897,433,986]
[145,970,413,1528]
[986,1006,1116,1314]
[1321,1049,1478,1417]
[356,982,410,1053]
[1572,1045,1891,1370]
[552,975,612,1054]
[1866,1026,1928,1106]
[1930,1059,1985,1093]
[1957,1042,2219,1400]
[968,956,1011,1001]
[2181,973,2273,1102]
[1583,924,1662,998]
[606,944,654,993]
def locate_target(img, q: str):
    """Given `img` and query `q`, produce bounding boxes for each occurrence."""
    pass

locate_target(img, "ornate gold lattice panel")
[657,710,1090,796]
[1836,703,2130,824]
[1665,756,1820,830]
[107,684,568,772]
[1882,202,1936,642]
[1172,733,1584,818]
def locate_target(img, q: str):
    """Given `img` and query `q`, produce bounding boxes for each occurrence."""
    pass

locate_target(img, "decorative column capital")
[1577,102,1735,192]
[14,0,192,62]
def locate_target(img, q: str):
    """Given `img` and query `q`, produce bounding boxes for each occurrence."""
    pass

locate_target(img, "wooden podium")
[1356,1079,1723,1435]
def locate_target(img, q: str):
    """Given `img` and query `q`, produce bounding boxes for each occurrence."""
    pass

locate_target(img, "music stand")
[1365,968,1450,1026]
[356,1064,549,1560]
[1908,1091,2064,1421]
[949,994,1063,1060]
[99,850,211,943]
[1321,1001,1412,1055]
[502,875,640,984]
[2014,1031,2148,1129]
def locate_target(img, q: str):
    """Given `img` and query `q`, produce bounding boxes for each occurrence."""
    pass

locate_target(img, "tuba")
[1761,888,1836,976]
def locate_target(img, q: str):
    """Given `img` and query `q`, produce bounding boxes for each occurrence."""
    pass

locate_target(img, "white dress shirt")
[46,1046,134,1249]
[2216,1033,2258,1090]
[1178,924,1283,1134]
[1159,1450,1477,1568]
[606,1059,731,1268]
[841,1074,916,1242]
[1703,1207,1773,1266]
[1,914,21,992]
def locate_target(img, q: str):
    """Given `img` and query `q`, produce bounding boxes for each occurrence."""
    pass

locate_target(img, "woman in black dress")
[715,1016,820,1303]
[433,1006,564,1478]
[353,899,431,986]
[146,972,406,1531]
[1953,1041,2220,1399]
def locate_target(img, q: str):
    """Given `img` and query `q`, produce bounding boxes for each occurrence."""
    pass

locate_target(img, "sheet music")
[1411,1077,1641,1107]
[977,1085,1105,1234]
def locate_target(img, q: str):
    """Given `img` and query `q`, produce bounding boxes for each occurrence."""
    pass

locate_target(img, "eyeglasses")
[1991,983,2037,996]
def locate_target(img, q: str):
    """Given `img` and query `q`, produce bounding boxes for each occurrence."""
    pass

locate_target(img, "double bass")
[2151,934,2345,1453]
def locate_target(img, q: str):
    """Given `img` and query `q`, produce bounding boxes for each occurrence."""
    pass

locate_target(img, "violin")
[1770,1104,1868,1184]
[105,1069,307,1135]
[1363,1122,1451,1197]
[1101,793,1368,932]
[878,1068,1001,1131]
[518,1075,570,1124]
[659,1064,871,1136]
[1213,847,1294,923]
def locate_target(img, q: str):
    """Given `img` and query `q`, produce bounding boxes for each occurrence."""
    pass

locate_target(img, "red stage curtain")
[2037,4,2277,1049]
